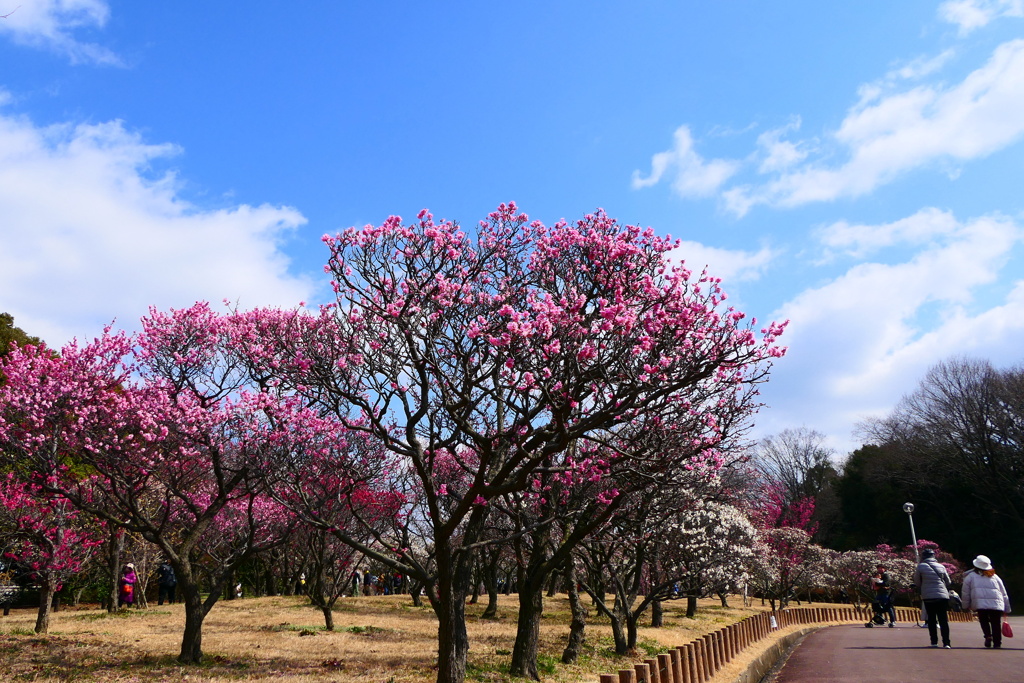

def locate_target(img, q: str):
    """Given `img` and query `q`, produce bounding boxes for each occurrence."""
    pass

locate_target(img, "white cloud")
[670,241,779,284]
[755,210,1024,454]
[632,125,740,198]
[939,0,1023,35]
[724,39,1024,215]
[756,118,809,174]
[814,207,960,259]
[0,109,317,346]
[0,0,119,65]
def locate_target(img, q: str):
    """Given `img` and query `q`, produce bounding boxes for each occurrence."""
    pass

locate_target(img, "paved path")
[771,617,1024,683]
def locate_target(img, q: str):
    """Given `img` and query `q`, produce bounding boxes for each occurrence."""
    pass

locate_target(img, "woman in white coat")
[961,554,1011,649]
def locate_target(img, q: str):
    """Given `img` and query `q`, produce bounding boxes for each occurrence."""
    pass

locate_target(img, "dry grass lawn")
[0,593,790,682]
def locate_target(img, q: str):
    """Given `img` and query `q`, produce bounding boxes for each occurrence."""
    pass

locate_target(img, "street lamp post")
[904,502,926,627]
[903,502,919,562]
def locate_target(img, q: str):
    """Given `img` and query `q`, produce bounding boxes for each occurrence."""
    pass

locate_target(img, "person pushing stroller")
[866,563,897,628]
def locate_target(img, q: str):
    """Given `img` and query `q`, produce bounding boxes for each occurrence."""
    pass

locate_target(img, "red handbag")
[1002,620,1014,639]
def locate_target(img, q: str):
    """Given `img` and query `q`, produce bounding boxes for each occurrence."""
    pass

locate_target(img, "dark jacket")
[157,563,176,587]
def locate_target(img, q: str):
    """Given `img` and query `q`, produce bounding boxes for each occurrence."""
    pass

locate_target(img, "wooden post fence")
[594,606,974,681]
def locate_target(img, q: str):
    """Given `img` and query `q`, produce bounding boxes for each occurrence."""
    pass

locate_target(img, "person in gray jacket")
[913,548,952,648]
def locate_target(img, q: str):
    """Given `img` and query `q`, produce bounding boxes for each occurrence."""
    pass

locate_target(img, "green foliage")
[535,653,559,676]
[0,313,41,358]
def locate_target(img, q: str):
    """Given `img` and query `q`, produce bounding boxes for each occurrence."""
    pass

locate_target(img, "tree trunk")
[34,575,55,634]
[546,570,559,597]
[482,583,499,619]
[107,529,123,614]
[609,606,629,656]
[178,584,207,664]
[686,592,698,618]
[626,610,640,651]
[434,584,470,683]
[410,581,423,607]
[718,592,729,608]
[480,550,500,619]
[509,583,544,680]
[561,564,586,664]
[321,605,335,631]
[650,598,663,627]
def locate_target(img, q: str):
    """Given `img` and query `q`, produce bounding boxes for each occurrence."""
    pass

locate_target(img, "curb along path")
[596,606,974,683]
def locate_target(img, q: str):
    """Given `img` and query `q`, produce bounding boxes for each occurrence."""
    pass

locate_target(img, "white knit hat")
[973,555,993,571]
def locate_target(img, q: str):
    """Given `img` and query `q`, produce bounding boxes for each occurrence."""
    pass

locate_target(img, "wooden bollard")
[695,640,708,683]
[602,675,619,683]
[635,662,651,683]
[671,647,684,683]
[702,634,715,676]
[675,646,690,683]
[691,639,706,683]
[699,635,712,676]
[619,668,637,683]
[645,658,661,683]
[658,653,674,683]
[714,630,726,666]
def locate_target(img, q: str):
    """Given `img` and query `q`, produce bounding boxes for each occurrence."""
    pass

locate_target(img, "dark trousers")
[158,584,176,605]
[923,599,950,646]
[977,609,1003,647]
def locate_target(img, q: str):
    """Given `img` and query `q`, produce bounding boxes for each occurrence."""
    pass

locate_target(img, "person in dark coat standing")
[914,549,952,648]
[156,560,176,605]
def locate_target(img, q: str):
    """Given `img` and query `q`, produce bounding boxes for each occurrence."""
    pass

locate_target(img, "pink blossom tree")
[0,473,103,632]
[236,204,786,683]
[0,306,337,663]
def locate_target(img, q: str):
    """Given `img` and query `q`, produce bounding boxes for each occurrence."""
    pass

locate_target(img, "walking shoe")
[985,637,992,648]
[930,643,939,648]
[888,622,895,628]
[943,645,952,649]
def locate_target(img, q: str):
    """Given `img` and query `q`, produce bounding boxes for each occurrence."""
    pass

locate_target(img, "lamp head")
[903,502,915,514]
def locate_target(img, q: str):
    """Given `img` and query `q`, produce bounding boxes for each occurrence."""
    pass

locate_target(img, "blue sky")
[1,1,1022,457]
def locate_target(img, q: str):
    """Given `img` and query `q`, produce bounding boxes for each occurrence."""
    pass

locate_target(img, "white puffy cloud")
[632,125,740,198]
[939,0,1023,35]
[670,241,779,285]
[0,108,317,345]
[814,207,960,259]
[755,210,1024,454]
[756,118,809,174]
[0,0,118,65]
[724,39,1024,215]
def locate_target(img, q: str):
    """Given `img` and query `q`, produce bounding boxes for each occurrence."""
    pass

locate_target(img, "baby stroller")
[865,588,895,628]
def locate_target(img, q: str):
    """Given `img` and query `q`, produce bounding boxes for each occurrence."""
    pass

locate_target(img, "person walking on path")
[914,548,952,648]
[156,560,176,605]
[962,554,1011,649]
[118,563,137,609]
